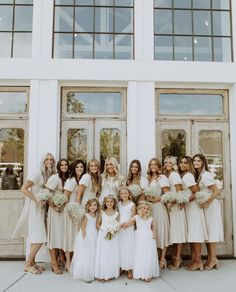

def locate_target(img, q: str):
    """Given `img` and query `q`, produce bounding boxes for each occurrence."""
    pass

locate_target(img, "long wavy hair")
[87,159,102,196]
[163,155,178,176]
[56,158,70,187]
[102,157,121,180]
[102,195,118,211]
[85,198,100,215]
[178,156,196,178]
[192,153,209,183]
[126,159,142,186]
[147,158,162,181]
[69,159,86,183]
[40,152,56,183]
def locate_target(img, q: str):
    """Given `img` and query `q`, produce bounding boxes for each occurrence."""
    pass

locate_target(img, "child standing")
[124,201,159,282]
[70,198,99,282]
[95,195,120,281]
[118,187,136,279]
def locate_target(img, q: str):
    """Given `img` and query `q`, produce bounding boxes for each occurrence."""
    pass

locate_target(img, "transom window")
[154,0,232,62]
[53,0,134,59]
[0,0,33,58]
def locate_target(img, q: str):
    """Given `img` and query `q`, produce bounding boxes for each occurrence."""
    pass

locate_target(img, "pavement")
[0,259,235,292]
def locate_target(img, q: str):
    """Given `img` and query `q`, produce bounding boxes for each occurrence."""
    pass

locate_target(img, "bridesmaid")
[145,158,170,269]
[99,157,125,205]
[193,154,223,270]
[163,156,187,270]
[46,158,70,274]
[16,153,56,274]
[178,156,208,271]
[77,159,102,207]
[63,159,86,271]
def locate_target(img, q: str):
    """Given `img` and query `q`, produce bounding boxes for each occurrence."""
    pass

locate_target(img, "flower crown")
[138,200,152,206]
[104,194,118,201]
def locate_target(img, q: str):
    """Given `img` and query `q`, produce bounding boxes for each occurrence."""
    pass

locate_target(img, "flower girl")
[118,187,136,279]
[123,201,159,282]
[95,195,120,281]
[70,198,99,282]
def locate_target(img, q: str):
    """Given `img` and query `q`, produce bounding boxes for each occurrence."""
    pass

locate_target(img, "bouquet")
[104,220,119,240]
[143,186,160,198]
[64,202,85,224]
[51,192,68,209]
[128,184,142,198]
[195,190,211,205]
[36,188,52,208]
[160,191,176,211]
[175,191,190,204]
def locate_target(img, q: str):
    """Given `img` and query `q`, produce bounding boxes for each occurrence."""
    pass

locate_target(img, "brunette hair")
[126,159,142,186]
[178,156,196,178]
[69,159,86,183]
[56,158,70,187]
[192,153,209,182]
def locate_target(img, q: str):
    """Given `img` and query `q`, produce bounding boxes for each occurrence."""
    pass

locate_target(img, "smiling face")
[44,154,54,169]
[164,158,173,172]
[131,162,139,175]
[105,160,115,175]
[105,197,115,209]
[89,161,98,174]
[75,162,84,177]
[138,204,149,217]
[179,157,189,172]
[193,156,204,171]
[88,201,98,213]
[119,188,129,202]
[149,159,160,175]
[60,160,69,173]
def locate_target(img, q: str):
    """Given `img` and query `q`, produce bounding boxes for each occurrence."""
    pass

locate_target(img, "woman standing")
[145,158,170,269]
[193,154,223,270]
[178,156,208,271]
[63,159,86,271]
[46,158,70,274]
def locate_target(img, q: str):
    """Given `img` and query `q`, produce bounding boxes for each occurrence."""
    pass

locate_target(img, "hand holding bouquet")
[144,186,160,202]
[104,220,120,240]
[64,202,85,224]
[51,192,68,211]
[195,190,211,207]
[35,188,52,208]
[160,191,176,211]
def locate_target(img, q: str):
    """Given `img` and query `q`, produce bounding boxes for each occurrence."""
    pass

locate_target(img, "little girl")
[95,195,120,281]
[123,201,159,282]
[118,187,136,279]
[70,198,99,282]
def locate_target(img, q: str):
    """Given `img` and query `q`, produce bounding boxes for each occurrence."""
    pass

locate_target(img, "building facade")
[0,0,236,258]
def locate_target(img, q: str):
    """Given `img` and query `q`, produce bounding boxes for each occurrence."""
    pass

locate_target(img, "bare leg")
[169,244,183,270]
[65,251,71,271]
[49,249,63,274]
[204,242,218,269]
[187,243,203,271]
[159,247,167,269]
[24,243,44,274]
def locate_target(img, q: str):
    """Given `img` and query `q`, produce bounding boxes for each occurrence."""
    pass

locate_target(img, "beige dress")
[79,174,97,207]
[46,174,64,249]
[99,175,125,205]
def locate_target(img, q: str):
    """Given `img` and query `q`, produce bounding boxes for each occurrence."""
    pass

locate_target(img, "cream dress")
[168,172,187,244]
[63,177,80,252]
[99,175,125,205]
[182,172,208,242]
[198,171,223,242]
[79,174,97,207]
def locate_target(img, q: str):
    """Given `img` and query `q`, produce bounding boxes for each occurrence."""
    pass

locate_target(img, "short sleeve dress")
[99,175,125,205]
[79,173,97,207]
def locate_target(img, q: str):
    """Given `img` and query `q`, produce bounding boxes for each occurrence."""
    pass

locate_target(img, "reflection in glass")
[54,33,73,58]
[13,33,32,58]
[14,6,33,31]
[174,36,192,61]
[115,34,132,59]
[213,11,231,36]
[193,0,211,9]
[174,11,192,35]
[55,7,73,32]
[0,92,27,114]
[67,92,122,114]
[212,0,230,10]
[193,11,211,35]
[55,0,74,4]
[154,10,172,34]
[214,37,232,62]
[100,128,120,173]
[0,0,13,3]
[115,8,133,33]
[114,0,133,6]
[154,0,172,8]
[0,128,24,190]
[173,0,191,8]
[199,130,223,186]
[15,0,33,3]
[154,36,173,60]
[95,0,113,5]
[95,7,113,33]
[75,7,93,32]
[0,33,11,58]
[194,37,212,61]
[74,33,93,59]
[162,130,186,160]
[0,6,13,30]
[94,34,113,59]
[76,0,93,5]
[67,129,87,164]
[159,94,223,115]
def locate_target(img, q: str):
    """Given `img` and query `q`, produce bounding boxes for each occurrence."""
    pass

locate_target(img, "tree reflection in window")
[67,92,85,113]
[67,129,87,164]
[161,130,186,161]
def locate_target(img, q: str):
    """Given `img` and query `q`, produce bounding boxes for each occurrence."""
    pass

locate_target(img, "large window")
[154,0,232,62]
[0,0,33,58]
[53,0,134,59]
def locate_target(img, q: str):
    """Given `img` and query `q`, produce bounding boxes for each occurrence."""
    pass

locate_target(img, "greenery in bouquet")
[104,220,119,240]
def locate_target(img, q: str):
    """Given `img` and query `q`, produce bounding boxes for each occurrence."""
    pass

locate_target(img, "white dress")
[46,174,64,249]
[198,171,223,242]
[95,211,120,280]
[79,173,97,207]
[118,201,135,270]
[99,175,125,205]
[133,215,159,280]
[149,175,170,249]
[168,172,187,244]
[182,173,208,242]
[71,213,98,282]
[63,177,80,252]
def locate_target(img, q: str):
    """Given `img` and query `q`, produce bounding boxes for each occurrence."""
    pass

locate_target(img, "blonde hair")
[147,158,162,180]
[163,155,178,175]
[87,159,102,196]
[137,200,152,219]
[102,194,118,211]
[118,186,132,201]
[85,198,100,214]
[40,152,56,183]
[102,157,120,180]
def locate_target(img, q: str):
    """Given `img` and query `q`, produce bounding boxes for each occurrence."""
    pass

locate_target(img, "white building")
[0,0,236,258]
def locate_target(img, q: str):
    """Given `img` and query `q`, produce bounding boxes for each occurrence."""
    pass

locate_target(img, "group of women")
[14,152,223,277]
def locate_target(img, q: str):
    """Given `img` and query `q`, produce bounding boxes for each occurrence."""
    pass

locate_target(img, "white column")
[127,81,156,174]
[134,0,154,60]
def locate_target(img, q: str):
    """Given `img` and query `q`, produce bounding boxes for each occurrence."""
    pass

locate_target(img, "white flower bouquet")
[161,191,176,211]
[51,192,68,209]
[195,190,211,205]
[64,202,85,224]
[175,191,190,204]
[36,188,52,202]
[104,220,120,241]
[128,184,142,198]
[143,186,160,198]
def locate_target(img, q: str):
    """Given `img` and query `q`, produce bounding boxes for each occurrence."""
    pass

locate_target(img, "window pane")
[15,0,33,3]
[115,8,133,33]
[213,11,231,36]
[54,33,73,58]
[14,6,32,31]
[174,11,192,35]
[74,33,93,58]
[75,7,94,32]
[115,34,132,59]
[95,0,113,5]
[100,128,120,172]
[154,0,172,8]
[159,94,223,115]
[13,33,32,58]
[114,0,133,6]
[193,0,211,9]
[55,0,74,4]
[67,129,87,164]
[0,128,24,190]
[95,7,113,33]
[212,0,230,10]
[193,11,211,35]
[75,0,93,4]
[194,37,212,61]
[54,7,73,32]
[0,92,27,113]
[162,130,186,159]
[154,35,173,60]
[154,9,172,34]
[0,33,11,58]
[199,130,223,186]
[174,36,192,61]
[0,6,13,31]
[94,34,113,59]
[173,0,191,8]
[67,92,122,114]
[0,1,13,3]
[213,37,232,62]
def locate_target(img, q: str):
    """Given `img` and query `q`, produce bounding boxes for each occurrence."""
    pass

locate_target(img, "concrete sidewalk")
[0,260,235,292]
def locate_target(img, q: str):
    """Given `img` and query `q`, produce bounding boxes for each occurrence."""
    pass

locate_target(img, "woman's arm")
[122,216,136,228]
[81,216,88,239]
[96,213,102,230]
[64,190,72,200]
[131,204,136,217]
[189,185,199,201]
[200,184,220,208]
[21,180,46,207]
[77,184,86,204]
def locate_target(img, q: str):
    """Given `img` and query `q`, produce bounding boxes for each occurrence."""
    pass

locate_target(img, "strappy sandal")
[34,264,45,272]
[24,265,42,274]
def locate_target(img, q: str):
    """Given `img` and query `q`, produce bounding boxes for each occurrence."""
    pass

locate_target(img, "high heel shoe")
[159,259,167,269]
[186,262,204,271]
[204,259,218,270]
[169,257,182,270]
[51,261,63,274]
